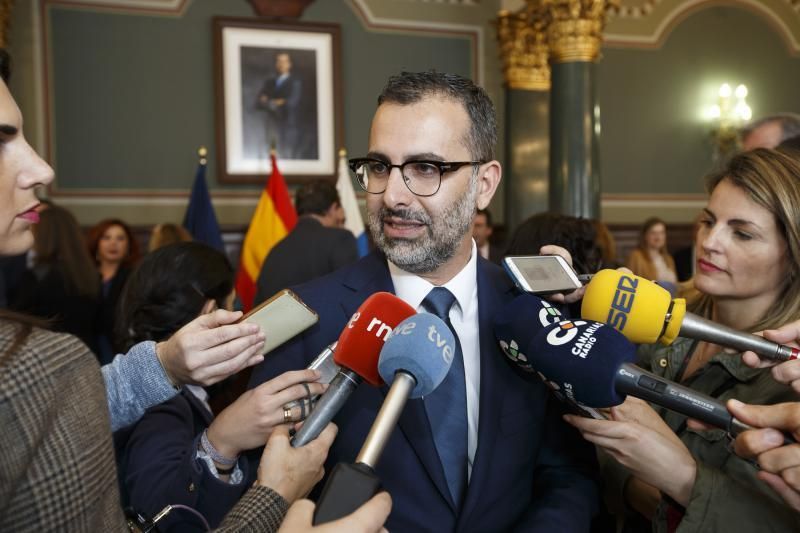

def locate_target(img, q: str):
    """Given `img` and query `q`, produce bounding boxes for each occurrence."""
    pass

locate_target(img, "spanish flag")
[235,153,297,312]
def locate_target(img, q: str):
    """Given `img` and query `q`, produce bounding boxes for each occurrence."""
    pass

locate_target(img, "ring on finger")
[283,405,292,424]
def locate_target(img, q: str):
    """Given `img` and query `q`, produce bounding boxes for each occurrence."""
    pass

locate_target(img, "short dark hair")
[476,208,493,227]
[779,135,800,153]
[506,213,602,274]
[295,179,340,216]
[377,70,497,161]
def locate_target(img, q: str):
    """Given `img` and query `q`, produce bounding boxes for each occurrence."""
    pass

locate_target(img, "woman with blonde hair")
[568,148,800,531]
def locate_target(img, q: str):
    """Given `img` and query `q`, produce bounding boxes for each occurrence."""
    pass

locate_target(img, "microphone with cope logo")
[312,313,455,525]
[525,319,758,436]
[581,269,799,362]
[291,292,416,447]
[492,293,607,419]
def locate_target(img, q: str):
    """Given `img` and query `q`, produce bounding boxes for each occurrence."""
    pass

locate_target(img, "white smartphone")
[238,289,319,355]
[503,255,583,295]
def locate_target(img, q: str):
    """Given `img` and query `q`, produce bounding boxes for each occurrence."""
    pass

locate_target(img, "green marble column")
[549,61,599,218]
[505,88,549,231]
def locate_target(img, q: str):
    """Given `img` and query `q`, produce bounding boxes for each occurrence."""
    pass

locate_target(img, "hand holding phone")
[503,255,583,295]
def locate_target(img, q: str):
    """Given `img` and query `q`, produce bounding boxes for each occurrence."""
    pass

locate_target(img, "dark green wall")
[49,0,472,190]
[598,6,800,194]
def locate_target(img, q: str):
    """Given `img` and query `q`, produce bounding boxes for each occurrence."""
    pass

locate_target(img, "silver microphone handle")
[291,369,361,447]
[355,371,416,469]
[680,313,797,362]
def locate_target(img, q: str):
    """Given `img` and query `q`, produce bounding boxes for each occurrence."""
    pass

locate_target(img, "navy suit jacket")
[117,389,252,531]
[249,251,598,532]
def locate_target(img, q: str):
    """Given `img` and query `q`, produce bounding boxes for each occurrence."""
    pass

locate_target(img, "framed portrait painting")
[213,18,342,183]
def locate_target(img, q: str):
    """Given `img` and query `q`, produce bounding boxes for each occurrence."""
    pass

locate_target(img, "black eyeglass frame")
[348,157,485,197]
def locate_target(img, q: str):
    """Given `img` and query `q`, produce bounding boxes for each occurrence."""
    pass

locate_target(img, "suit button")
[659,358,667,368]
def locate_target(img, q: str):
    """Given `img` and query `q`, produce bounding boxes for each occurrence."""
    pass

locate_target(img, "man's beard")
[367,178,477,274]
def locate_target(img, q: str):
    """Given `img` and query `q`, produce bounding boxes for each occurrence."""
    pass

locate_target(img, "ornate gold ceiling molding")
[349,0,488,84]
[605,0,800,54]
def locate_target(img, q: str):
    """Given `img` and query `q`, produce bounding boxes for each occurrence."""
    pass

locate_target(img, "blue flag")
[183,162,225,252]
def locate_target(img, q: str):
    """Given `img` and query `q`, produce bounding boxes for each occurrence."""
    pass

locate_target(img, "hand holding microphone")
[312,313,455,525]
[291,293,415,447]
[740,321,800,394]
[581,269,800,363]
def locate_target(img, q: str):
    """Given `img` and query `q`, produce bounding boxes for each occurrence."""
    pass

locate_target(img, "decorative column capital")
[543,0,618,63]
[495,2,550,91]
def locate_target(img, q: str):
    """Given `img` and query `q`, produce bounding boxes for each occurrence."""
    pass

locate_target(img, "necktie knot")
[422,287,456,321]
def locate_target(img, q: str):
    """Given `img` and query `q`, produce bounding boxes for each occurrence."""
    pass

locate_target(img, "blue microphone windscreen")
[493,293,564,375]
[527,320,637,407]
[378,313,455,398]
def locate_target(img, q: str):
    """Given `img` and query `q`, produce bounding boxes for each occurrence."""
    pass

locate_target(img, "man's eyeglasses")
[348,158,484,197]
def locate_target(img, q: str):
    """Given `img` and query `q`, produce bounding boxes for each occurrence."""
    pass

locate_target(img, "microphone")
[581,269,800,362]
[492,294,606,419]
[283,341,339,414]
[312,313,455,524]
[291,292,416,447]
[522,318,754,435]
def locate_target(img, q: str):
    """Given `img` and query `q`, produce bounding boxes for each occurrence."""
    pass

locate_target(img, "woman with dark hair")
[11,204,100,351]
[116,242,328,531]
[0,50,359,532]
[87,218,141,363]
[506,212,604,275]
[625,217,678,284]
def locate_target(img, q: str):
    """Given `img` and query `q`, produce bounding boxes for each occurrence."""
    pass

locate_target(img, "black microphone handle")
[614,363,751,435]
[291,369,361,447]
[312,371,416,525]
[680,312,798,363]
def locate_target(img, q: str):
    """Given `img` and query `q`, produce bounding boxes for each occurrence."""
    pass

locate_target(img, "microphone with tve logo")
[525,319,755,435]
[312,313,455,524]
[581,269,800,363]
[291,292,416,447]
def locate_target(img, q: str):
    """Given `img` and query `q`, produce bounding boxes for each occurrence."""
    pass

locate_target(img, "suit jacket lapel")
[459,258,515,523]
[342,251,456,511]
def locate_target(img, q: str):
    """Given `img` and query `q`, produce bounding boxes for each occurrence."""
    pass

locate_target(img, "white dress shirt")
[387,239,480,479]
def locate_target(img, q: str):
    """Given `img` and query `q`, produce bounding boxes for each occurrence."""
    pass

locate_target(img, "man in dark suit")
[249,71,598,531]
[257,51,302,158]
[254,180,358,305]
[473,208,503,264]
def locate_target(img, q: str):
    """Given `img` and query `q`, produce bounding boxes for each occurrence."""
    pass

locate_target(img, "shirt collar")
[387,239,478,317]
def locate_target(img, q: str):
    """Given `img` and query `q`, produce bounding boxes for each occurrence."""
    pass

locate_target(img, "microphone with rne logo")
[526,319,755,435]
[312,313,455,525]
[581,269,800,363]
[291,292,416,447]
[493,294,606,419]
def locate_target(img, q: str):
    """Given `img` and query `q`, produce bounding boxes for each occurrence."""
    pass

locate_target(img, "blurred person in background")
[626,217,678,287]
[472,208,502,264]
[741,113,800,151]
[87,218,141,363]
[148,222,192,252]
[11,204,99,353]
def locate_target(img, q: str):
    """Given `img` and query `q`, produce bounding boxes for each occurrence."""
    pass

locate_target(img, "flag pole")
[197,145,208,166]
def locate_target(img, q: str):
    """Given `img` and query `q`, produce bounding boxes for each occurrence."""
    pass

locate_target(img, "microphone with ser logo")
[581,269,800,363]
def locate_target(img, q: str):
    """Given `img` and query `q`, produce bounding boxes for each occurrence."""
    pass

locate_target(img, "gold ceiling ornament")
[543,0,619,63]
[494,1,551,91]
[0,0,14,50]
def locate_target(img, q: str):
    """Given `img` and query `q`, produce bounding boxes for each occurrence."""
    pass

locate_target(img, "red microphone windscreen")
[335,292,416,386]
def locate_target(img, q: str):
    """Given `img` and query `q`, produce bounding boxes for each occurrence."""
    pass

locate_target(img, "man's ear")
[476,161,501,210]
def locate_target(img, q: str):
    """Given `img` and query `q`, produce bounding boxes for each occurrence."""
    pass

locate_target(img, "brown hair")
[148,223,192,252]
[686,148,800,331]
[87,218,141,269]
[33,205,98,297]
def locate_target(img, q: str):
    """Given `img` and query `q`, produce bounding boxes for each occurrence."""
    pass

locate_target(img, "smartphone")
[503,255,583,295]
[239,289,319,355]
